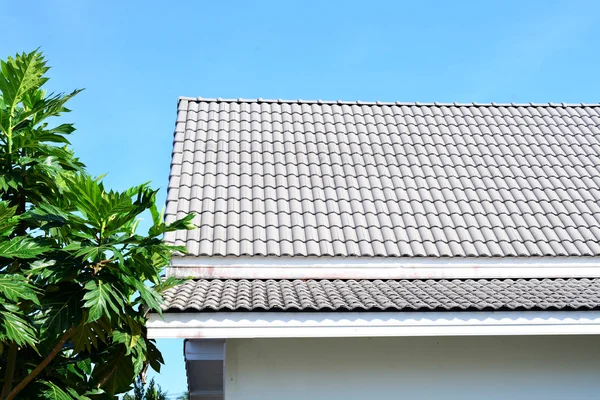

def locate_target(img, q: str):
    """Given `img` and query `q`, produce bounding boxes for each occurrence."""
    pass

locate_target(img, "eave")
[148,310,600,339]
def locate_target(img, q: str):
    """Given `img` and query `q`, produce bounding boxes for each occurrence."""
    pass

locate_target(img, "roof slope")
[165,98,600,257]
[161,278,600,312]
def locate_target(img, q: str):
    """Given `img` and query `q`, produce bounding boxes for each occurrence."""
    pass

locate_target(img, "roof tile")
[168,99,600,257]
[163,278,600,312]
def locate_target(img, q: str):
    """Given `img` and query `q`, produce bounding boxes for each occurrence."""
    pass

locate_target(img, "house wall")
[224,336,600,400]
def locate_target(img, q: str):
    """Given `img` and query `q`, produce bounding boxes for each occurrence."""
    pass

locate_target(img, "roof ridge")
[178,96,600,108]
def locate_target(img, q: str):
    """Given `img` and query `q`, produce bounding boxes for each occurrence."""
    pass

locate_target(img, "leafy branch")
[5,325,74,400]
[0,50,194,399]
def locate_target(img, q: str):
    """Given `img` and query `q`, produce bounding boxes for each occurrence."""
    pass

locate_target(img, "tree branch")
[0,343,18,399]
[5,326,74,400]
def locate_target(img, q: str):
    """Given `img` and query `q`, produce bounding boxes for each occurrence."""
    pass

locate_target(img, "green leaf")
[0,236,51,258]
[39,287,81,338]
[0,201,18,237]
[0,274,39,304]
[62,241,82,251]
[70,321,96,353]
[64,174,104,225]
[165,213,196,232]
[121,275,162,312]
[149,200,162,227]
[0,310,37,347]
[81,281,124,323]
[73,245,107,261]
[3,172,22,190]
[137,283,162,312]
[159,276,186,292]
[83,388,105,396]
[41,380,78,400]
[0,50,48,119]
[112,330,141,355]
[91,345,135,395]
[146,340,164,373]
[26,202,69,227]
[77,358,93,376]
[29,258,56,270]
[48,122,76,136]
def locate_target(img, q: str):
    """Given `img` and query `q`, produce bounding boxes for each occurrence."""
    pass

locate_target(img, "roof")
[165,97,600,257]
[161,278,600,312]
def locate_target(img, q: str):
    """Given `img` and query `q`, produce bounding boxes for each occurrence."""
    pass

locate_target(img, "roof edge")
[148,310,600,339]
[168,255,600,280]
[177,96,600,108]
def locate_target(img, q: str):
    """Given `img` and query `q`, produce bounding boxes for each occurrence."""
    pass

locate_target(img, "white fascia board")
[168,256,600,279]
[147,311,600,339]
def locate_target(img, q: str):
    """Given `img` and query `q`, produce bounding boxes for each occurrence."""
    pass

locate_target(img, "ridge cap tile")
[181,97,600,108]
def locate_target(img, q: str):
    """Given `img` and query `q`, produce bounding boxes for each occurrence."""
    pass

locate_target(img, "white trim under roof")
[168,256,600,279]
[147,310,600,339]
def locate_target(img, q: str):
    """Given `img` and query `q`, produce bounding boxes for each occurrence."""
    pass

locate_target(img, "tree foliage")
[0,50,193,399]
[123,377,168,400]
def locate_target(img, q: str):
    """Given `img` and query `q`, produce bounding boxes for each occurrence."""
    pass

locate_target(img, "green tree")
[0,50,193,399]
[123,377,168,400]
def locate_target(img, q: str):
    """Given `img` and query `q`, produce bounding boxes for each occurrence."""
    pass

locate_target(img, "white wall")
[224,336,600,400]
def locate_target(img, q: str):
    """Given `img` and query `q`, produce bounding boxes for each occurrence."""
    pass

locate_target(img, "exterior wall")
[224,336,600,400]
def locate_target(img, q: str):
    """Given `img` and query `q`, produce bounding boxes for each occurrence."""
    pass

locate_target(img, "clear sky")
[2,0,600,396]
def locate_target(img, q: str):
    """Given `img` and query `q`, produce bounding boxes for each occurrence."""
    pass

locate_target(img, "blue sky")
[2,0,600,396]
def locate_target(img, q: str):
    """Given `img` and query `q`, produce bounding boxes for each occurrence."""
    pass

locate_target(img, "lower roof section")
[160,278,600,313]
[147,310,600,339]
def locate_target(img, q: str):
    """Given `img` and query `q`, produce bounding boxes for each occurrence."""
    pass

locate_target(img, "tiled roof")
[165,98,600,257]
[162,278,600,312]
